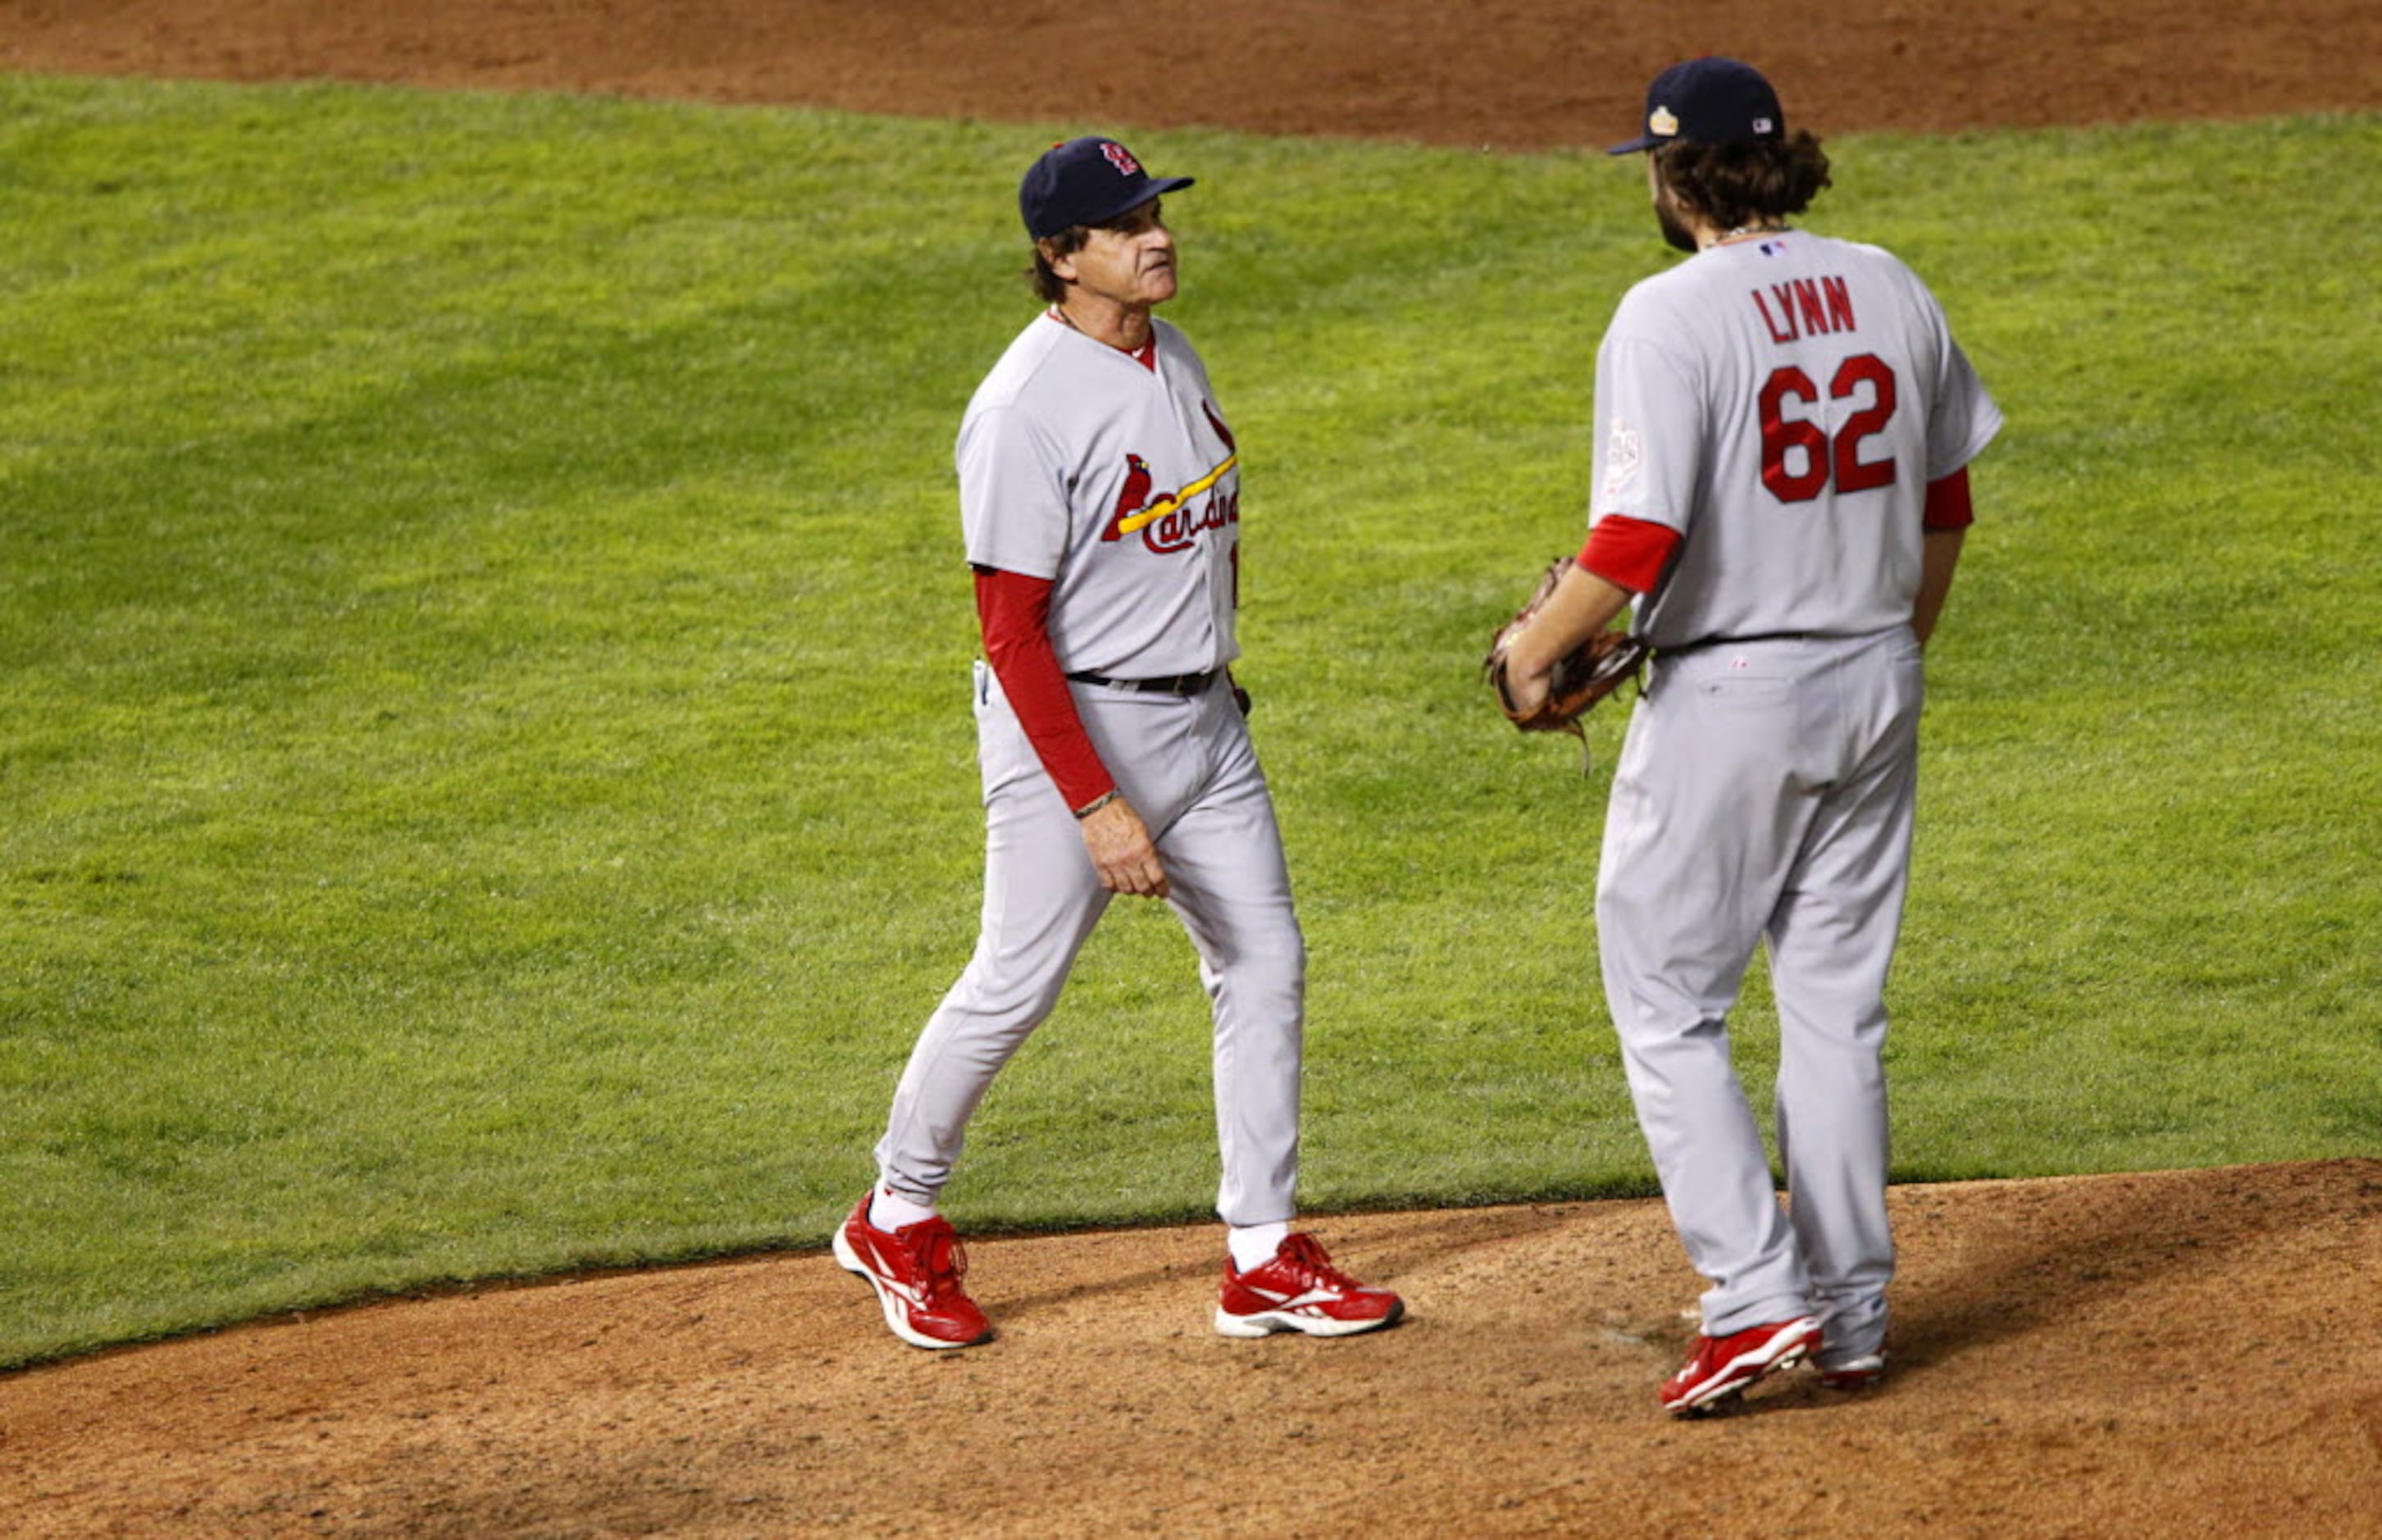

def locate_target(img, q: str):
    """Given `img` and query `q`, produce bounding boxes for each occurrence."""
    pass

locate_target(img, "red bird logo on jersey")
[1102,454,1156,543]
[1099,403,1241,553]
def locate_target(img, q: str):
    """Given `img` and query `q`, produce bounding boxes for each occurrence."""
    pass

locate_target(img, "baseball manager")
[835,136,1403,1351]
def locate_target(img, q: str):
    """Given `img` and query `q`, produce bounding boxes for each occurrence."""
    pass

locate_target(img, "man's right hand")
[1496,640,1555,718]
[1079,795,1168,899]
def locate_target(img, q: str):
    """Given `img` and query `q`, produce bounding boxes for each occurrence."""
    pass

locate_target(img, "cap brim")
[1605,135,1658,156]
[1081,174,1196,227]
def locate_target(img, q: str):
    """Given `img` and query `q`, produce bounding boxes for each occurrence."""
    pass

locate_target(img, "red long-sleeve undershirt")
[1920,466,1974,531]
[974,566,1114,813]
[1577,514,1681,594]
[966,320,1163,814]
[1578,467,1976,592]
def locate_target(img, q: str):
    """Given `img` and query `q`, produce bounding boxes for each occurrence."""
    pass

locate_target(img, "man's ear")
[1038,239,1077,283]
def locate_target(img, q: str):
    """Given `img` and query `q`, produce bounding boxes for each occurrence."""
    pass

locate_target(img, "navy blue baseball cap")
[1019,136,1194,240]
[1607,57,1787,154]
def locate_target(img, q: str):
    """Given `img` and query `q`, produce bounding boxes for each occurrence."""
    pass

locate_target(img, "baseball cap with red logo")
[1019,136,1195,239]
[1607,57,1787,154]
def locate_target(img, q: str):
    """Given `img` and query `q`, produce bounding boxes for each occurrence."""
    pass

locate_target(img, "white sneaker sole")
[1819,1351,1888,1389]
[1214,1300,1405,1338]
[832,1226,987,1351]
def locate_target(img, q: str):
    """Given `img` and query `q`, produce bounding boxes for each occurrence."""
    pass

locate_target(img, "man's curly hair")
[1651,131,1833,231]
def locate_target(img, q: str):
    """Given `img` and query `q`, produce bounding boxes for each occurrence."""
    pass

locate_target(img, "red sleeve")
[974,568,1116,813]
[1923,466,1974,531]
[1578,514,1682,595]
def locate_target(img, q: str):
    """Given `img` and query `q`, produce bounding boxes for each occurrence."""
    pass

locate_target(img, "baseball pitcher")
[1498,57,2002,1414]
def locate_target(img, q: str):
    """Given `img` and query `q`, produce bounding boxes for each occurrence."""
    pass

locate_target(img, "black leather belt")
[1656,631,1813,658]
[1066,668,1218,697]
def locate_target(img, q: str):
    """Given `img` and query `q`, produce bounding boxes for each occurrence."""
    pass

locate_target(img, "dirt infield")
[5,1164,2380,1536]
[4,0,2378,145]
[7,3,2381,1535]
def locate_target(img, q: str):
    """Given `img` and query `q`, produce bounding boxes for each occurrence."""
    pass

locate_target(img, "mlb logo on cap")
[1609,57,1788,154]
[1019,136,1196,239]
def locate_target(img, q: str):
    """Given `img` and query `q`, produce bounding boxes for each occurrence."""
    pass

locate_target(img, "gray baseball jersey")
[958,312,1241,677]
[1589,230,2002,643]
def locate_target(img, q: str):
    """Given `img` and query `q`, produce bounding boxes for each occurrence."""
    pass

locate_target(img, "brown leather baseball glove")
[1484,556,1650,755]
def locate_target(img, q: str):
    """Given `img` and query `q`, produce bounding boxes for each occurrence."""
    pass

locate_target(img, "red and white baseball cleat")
[1818,1349,1888,1390]
[1660,1316,1822,1415]
[1214,1232,1405,1338]
[832,1191,994,1351]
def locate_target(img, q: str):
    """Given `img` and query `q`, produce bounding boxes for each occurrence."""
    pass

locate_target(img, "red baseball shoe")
[831,1191,993,1351]
[1660,1316,1822,1415]
[1215,1232,1405,1338]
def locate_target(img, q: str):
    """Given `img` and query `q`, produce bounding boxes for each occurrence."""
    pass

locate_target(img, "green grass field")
[2,75,2375,1369]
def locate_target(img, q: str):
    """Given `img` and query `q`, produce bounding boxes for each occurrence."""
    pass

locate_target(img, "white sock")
[1228,1221,1291,1273]
[868,1185,937,1232]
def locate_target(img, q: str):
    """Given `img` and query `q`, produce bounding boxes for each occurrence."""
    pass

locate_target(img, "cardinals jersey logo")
[1100,434,1241,555]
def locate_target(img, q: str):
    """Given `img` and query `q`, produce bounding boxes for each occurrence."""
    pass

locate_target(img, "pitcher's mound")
[7,1160,2379,1536]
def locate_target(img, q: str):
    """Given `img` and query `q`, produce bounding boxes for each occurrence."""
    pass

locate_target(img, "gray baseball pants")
[875,661,1304,1228]
[1596,625,1924,1364]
